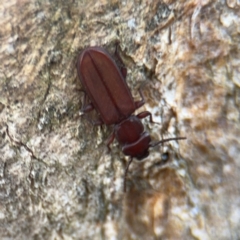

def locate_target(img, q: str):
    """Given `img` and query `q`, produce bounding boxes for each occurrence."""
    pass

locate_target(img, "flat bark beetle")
[77,45,185,191]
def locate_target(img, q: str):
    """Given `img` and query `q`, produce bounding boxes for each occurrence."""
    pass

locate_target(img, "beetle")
[77,45,186,191]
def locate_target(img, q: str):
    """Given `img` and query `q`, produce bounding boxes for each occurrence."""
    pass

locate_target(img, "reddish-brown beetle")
[77,46,185,191]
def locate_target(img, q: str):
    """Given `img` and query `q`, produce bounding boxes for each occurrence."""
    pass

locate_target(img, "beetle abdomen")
[78,47,135,124]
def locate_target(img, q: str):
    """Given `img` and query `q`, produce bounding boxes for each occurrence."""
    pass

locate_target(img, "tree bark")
[0,0,239,239]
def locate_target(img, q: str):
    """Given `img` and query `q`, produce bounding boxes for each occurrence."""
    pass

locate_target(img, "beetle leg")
[124,157,133,192]
[136,111,158,124]
[106,131,115,152]
[134,87,146,109]
[114,42,127,79]
[81,95,104,126]
[81,91,94,113]
[80,92,104,125]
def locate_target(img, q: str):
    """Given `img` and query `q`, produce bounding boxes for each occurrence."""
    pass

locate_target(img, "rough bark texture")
[0,0,240,239]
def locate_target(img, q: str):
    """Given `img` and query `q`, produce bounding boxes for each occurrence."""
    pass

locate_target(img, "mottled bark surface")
[0,0,240,239]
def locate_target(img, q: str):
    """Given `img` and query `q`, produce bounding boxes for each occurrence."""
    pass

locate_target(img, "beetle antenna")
[149,137,186,148]
[124,157,133,192]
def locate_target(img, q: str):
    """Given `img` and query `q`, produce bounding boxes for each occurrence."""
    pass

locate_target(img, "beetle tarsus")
[124,157,133,192]
[114,42,127,79]
[82,103,94,113]
[134,86,146,109]
[106,131,115,152]
[92,118,104,126]
[81,92,94,113]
